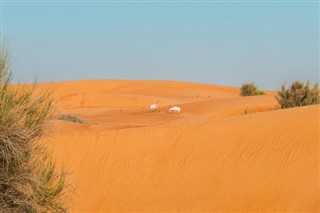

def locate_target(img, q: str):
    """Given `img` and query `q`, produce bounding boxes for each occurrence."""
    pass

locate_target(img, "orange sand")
[39,80,319,212]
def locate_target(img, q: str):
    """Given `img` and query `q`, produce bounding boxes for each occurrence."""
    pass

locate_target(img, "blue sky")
[1,0,319,90]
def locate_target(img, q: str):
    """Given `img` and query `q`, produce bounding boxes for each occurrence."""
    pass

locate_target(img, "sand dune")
[39,80,319,212]
[44,80,277,130]
[43,80,241,109]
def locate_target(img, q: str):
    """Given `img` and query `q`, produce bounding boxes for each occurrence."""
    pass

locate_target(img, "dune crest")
[39,80,318,212]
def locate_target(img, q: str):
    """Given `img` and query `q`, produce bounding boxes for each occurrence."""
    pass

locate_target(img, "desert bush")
[34,156,69,213]
[58,114,86,124]
[275,81,320,109]
[0,45,69,212]
[240,83,265,96]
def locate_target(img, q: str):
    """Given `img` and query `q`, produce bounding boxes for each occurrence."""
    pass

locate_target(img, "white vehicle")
[168,106,182,114]
[150,104,158,112]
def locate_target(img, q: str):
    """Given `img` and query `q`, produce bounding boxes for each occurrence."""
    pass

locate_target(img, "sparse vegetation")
[59,114,86,124]
[243,107,250,115]
[275,81,320,109]
[240,83,265,96]
[0,45,69,212]
[35,156,69,213]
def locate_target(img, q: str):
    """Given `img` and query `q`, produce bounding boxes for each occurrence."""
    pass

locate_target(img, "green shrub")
[0,45,69,212]
[275,81,320,109]
[240,83,265,96]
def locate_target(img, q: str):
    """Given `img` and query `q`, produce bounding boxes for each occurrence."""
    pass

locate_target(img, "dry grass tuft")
[0,44,70,212]
[58,114,86,124]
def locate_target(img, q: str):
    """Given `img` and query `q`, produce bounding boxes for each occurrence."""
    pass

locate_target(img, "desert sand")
[39,80,319,212]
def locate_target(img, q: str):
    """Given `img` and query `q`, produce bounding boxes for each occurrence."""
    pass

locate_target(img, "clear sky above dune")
[1,0,319,89]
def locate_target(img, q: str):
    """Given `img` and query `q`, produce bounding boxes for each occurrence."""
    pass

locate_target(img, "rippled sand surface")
[38,80,318,212]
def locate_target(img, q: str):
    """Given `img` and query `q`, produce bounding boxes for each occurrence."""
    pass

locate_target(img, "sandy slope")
[42,80,277,131]
[39,80,318,212]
